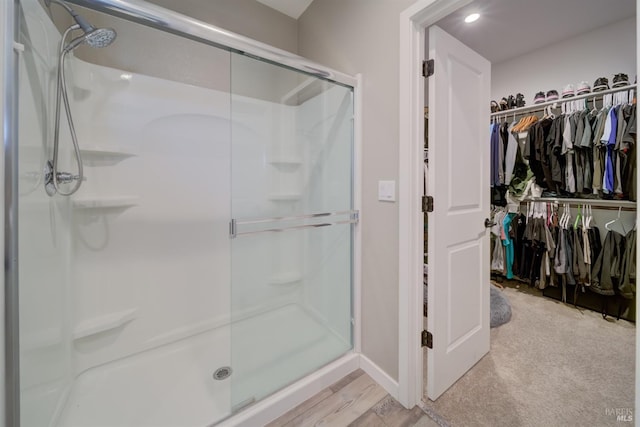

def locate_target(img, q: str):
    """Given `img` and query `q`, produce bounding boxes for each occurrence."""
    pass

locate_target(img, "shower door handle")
[230,210,359,238]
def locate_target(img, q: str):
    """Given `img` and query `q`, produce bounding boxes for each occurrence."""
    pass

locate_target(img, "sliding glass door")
[229,53,355,410]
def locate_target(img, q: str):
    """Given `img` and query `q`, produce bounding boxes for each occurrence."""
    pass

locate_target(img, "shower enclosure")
[10,0,357,425]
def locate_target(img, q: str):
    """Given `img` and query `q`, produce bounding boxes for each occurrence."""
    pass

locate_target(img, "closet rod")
[489,84,637,118]
[522,197,636,211]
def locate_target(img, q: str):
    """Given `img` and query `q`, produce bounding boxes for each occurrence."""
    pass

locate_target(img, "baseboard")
[217,352,359,427]
[359,354,400,401]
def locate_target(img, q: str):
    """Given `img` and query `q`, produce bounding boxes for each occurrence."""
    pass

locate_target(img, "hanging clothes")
[504,122,519,185]
[490,123,501,187]
[490,209,506,273]
[619,104,637,200]
[591,230,625,296]
[488,89,637,317]
[503,213,516,279]
[602,106,618,194]
[618,229,636,299]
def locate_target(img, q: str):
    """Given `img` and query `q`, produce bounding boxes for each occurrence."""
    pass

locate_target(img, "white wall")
[492,17,636,106]
[298,0,417,381]
[41,0,299,96]
[146,0,298,54]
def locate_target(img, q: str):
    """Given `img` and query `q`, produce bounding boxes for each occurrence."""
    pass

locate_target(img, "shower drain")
[213,366,232,380]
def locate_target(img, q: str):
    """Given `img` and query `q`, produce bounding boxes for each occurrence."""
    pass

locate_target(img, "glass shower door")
[230,53,355,410]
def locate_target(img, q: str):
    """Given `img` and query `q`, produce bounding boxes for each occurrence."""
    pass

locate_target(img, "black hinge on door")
[422,330,433,348]
[422,196,433,213]
[422,59,434,77]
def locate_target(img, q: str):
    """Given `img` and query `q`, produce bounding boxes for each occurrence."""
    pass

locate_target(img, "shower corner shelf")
[72,196,139,209]
[268,193,302,201]
[268,273,303,286]
[267,157,303,166]
[80,146,137,159]
[73,308,138,340]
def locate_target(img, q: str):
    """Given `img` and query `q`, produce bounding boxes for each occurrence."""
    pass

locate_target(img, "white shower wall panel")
[18,2,74,425]
[229,83,353,318]
[297,86,353,343]
[230,100,305,315]
[68,58,309,373]
[296,84,353,215]
[69,58,234,373]
[18,1,355,424]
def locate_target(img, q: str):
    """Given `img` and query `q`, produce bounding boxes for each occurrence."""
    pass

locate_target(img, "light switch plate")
[378,180,396,202]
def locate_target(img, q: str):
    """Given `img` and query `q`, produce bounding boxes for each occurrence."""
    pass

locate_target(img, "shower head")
[45,0,117,51]
[64,27,117,52]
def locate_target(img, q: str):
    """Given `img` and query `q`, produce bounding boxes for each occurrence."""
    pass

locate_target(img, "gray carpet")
[423,287,636,427]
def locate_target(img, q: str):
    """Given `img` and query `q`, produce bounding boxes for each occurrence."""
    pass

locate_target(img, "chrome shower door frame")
[3,1,362,426]
[3,1,20,426]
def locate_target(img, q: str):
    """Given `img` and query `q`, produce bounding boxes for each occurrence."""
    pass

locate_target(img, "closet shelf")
[490,84,637,118]
[522,197,636,210]
[72,196,139,209]
[73,308,138,340]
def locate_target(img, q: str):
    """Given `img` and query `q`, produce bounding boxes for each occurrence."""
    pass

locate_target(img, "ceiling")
[435,0,635,64]
[255,0,635,63]
[255,0,314,19]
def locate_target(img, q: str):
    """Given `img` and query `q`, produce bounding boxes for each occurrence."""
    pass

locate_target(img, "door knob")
[484,218,495,228]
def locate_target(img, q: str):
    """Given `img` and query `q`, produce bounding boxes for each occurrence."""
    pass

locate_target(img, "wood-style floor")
[267,369,438,427]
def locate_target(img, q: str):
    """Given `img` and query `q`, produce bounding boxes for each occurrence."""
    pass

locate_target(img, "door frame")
[399,0,640,411]
[397,0,474,408]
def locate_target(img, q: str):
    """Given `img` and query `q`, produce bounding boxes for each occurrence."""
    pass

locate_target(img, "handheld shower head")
[46,0,117,197]
[46,0,117,51]
[65,27,117,52]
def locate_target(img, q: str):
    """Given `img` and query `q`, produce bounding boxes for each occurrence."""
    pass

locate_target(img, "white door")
[426,25,490,400]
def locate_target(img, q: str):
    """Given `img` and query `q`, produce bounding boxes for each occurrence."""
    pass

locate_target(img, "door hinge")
[422,330,433,348]
[422,196,433,213]
[422,59,434,77]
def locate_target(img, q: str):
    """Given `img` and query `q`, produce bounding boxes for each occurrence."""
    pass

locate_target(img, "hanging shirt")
[592,108,609,193]
[591,230,625,296]
[614,105,626,194]
[490,124,501,187]
[619,229,636,299]
[550,116,565,188]
[603,107,618,193]
[562,114,576,193]
[503,213,515,279]
[504,122,519,185]
[581,112,595,191]
[620,105,637,200]
[499,122,508,185]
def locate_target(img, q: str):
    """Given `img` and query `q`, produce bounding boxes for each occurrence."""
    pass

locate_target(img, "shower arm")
[45,0,76,16]
[45,0,97,34]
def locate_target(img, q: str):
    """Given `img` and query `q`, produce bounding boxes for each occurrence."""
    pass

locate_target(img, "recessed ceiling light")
[464,13,480,23]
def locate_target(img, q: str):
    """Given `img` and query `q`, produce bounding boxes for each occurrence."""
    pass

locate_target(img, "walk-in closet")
[421,0,636,425]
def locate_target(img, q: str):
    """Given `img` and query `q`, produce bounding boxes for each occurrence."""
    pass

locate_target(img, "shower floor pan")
[56,303,350,427]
